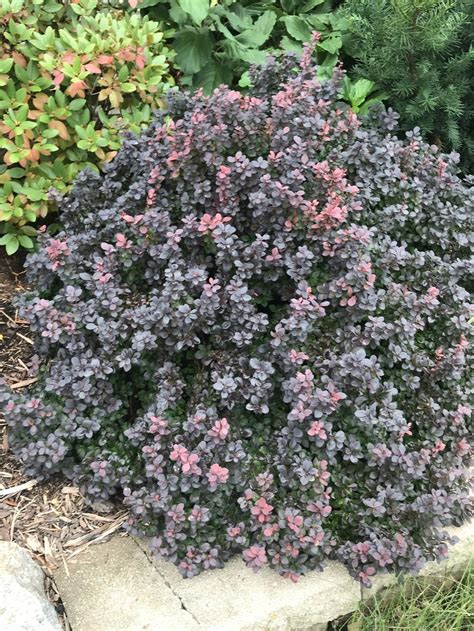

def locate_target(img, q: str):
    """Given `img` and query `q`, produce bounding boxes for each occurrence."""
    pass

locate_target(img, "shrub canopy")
[2,45,473,584]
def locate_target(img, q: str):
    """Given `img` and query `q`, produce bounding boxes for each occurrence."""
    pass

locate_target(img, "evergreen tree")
[341,0,474,171]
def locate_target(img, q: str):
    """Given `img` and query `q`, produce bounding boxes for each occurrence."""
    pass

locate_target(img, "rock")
[0,541,62,631]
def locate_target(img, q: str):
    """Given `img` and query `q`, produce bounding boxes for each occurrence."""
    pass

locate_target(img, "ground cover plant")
[0,0,174,254]
[1,43,473,584]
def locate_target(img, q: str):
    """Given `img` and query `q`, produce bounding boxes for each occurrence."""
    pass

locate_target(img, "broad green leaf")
[329,14,349,31]
[238,71,252,89]
[14,64,29,84]
[16,104,29,122]
[281,16,312,42]
[352,79,375,103]
[69,3,86,14]
[281,36,303,54]
[233,46,267,65]
[306,13,331,29]
[213,16,237,41]
[168,0,188,25]
[178,0,210,26]
[316,53,338,78]
[193,59,232,95]
[24,210,38,222]
[226,6,253,32]
[236,11,277,48]
[301,0,326,10]
[7,167,25,178]
[280,0,297,11]
[118,65,129,82]
[23,188,45,201]
[174,30,213,74]
[318,34,342,54]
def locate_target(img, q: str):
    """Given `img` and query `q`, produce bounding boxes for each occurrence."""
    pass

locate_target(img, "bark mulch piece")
[0,251,128,627]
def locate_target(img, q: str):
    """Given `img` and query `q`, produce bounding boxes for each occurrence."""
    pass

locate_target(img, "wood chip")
[10,377,38,390]
[0,479,38,498]
[61,486,80,495]
[26,534,43,553]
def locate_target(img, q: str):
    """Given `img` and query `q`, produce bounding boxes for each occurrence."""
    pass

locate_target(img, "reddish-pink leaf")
[52,70,65,87]
[84,63,101,74]
[96,55,114,65]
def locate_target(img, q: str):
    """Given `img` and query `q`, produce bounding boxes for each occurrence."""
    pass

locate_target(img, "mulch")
[0,252,127,628]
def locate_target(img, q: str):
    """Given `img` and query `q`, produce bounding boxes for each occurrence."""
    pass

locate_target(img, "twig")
[17,358,29,372]
[16,332,33,345]
[0,309,16,325]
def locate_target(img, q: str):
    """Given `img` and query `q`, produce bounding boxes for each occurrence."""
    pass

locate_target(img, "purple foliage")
[1,46,473,585]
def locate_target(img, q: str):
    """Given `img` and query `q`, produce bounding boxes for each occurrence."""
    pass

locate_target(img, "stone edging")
[0,541,62,631]
[53,519,473,630]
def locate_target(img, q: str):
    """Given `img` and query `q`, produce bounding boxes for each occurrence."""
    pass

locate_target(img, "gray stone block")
[0,541,62,631]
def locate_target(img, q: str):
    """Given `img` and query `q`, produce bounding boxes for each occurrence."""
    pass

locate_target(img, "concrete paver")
[53,535,199,631]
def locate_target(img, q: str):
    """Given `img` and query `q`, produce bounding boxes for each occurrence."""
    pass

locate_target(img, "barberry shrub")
[2,45,473,585]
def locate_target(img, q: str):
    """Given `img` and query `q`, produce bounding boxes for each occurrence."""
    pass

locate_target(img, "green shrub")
[340,0,474,171]
[0,0,174,254]
[130,0,349,92]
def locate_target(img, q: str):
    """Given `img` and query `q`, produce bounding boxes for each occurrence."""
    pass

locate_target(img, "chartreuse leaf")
[0,234,20,255]
[0,58,14,73]
[18,235,34,249]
